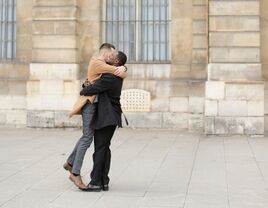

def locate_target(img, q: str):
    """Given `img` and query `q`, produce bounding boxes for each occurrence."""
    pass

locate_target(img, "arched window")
[0,0,16,61]
[103,0,170,63]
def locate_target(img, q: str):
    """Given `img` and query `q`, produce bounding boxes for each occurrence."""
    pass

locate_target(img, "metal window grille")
[103,0,170,63]
[0,0,16,61]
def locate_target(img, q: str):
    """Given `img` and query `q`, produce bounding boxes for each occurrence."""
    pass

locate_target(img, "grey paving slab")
[1,169,71,208]
[224,137,268,208]
[139,135,200,208]
[248,138,268,162]
[48,190,102,208]
[105,136,176,197]
[88,195,140,208]
[1,128,268,208]
[258,162,268,183]
[138,191,185,208]
[183,137,229,208]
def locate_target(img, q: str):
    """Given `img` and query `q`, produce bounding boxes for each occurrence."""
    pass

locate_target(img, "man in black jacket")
[79,51,127,192]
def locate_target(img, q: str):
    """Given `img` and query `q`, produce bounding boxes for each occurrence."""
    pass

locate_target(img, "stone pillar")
[205,0,264,135]
[27,0,81,127]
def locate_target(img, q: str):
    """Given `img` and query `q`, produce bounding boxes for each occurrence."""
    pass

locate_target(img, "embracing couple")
[63,43,127,192]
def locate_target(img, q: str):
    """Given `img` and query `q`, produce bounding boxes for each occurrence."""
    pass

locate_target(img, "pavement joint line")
[2,128,268,208]
[0,166,64,207]
[0,138,51,166]
[0,130,69,166]
[0,190,24,208]
[109,136,155,186]
[0,149,63,184]
[112,129,137,151]
[48,184,75,204]
[181,135,201,208]
[223,137,231,208]
[247,137,267,184]
[142,135,177,198]
[0,167,65,207]
[87,194,105,208]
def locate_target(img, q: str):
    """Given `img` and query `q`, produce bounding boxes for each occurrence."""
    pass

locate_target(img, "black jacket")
[80,73,123,130]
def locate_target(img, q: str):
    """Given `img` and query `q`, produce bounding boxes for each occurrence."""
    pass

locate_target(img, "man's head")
[107,50,127,66]
[99,43,115,51]
[116,51,127,66]
[99,43,116,61]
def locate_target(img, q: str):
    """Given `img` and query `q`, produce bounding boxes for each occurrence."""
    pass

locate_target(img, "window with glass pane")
[104,0,170,63]
[0,0,16,61]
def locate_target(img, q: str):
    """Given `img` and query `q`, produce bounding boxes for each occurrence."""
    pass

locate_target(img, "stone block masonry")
[205,81,264,135]
[1,0,266,135]
[205,0,264,135]
[26,0,81,128]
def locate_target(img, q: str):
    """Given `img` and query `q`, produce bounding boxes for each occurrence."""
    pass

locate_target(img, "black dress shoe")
[80,184,102,192]
[102,184,109,191]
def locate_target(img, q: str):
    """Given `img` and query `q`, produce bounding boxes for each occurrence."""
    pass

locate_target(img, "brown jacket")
[68,57,116,117]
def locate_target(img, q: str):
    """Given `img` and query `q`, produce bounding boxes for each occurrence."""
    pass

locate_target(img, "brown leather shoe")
[69,174,87,189]
[63,163,72,173]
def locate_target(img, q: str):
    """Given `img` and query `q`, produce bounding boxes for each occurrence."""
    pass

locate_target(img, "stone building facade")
[0,0,267,135]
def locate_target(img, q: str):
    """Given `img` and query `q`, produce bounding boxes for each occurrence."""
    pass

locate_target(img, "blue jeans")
[67,102,96,175]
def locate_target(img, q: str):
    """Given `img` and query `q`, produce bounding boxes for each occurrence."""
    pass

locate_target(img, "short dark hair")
[117,51,127,66]
[99,43,115,50]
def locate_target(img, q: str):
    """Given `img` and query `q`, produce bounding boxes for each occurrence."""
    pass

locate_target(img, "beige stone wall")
[261,0,268,78]
[77,0,208,131]
[0,0,33,126]
[77,0,101,78]
[123,64,205,130]
[205,0,264,135]
[26,0,82,128]
[120,0,208,131]
[24,0,208,130]
[2,0,266,134]
[25,0,102,128]
[171,0,207,79]
[205,81,264,135]
[260,0,268,131]
[32,0,79,63]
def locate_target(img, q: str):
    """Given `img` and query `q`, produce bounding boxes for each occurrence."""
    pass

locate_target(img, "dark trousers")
[89,125,116,186]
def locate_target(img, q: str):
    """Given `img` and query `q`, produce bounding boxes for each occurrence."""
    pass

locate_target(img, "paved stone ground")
[0,127,268,208]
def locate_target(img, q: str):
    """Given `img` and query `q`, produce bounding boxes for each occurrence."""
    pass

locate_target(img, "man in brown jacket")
[63,43,127,189]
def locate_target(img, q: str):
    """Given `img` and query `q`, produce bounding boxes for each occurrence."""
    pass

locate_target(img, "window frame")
[101,0,171,64]
[0,0,16,62]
